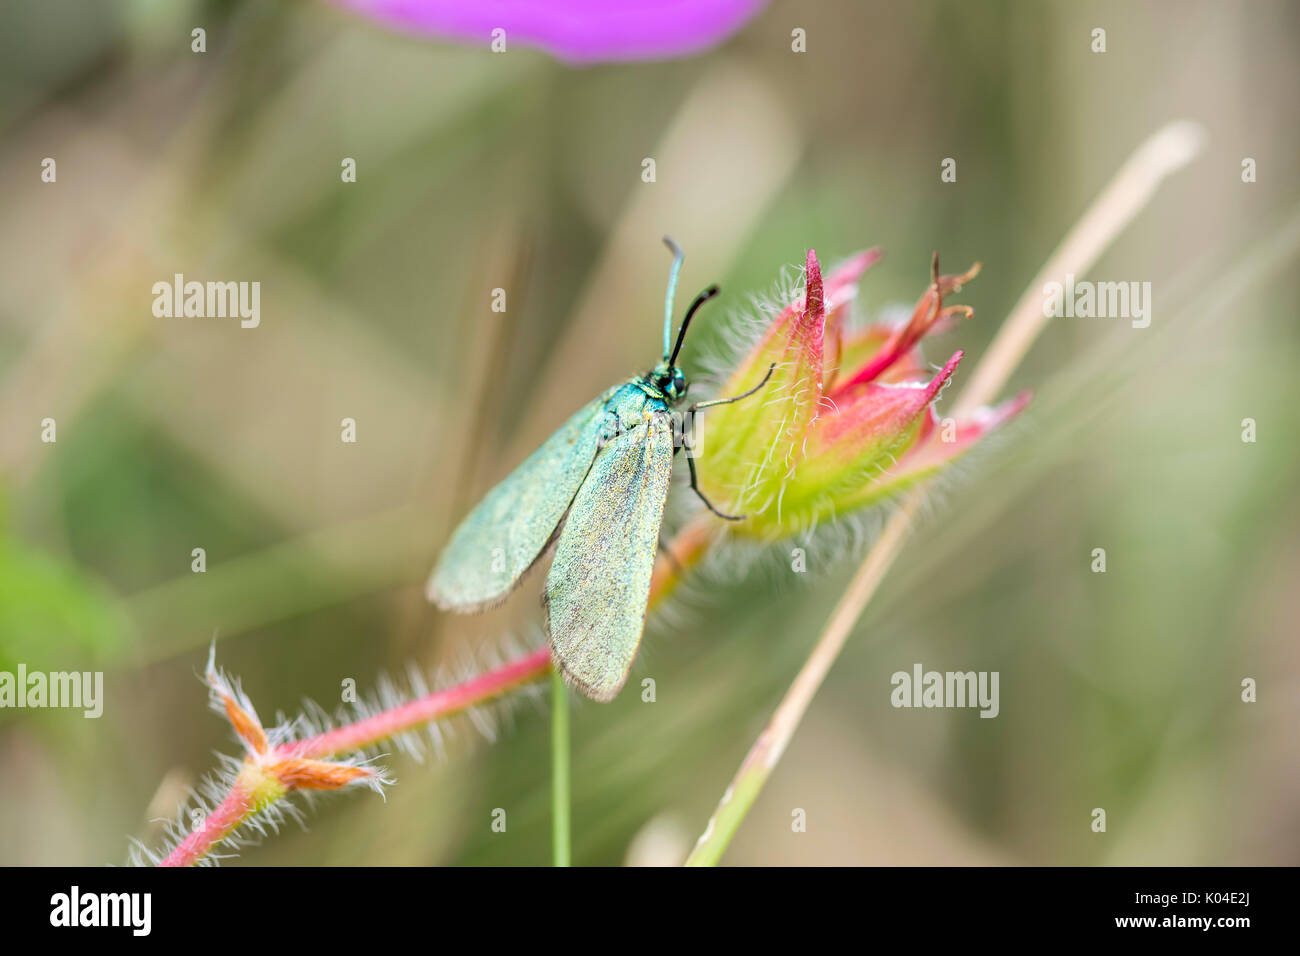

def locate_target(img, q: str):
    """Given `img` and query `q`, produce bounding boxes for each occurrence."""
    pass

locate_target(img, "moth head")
[652,363,689,401]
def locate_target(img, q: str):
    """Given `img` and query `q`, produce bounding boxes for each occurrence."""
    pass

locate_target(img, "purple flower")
[330,0,768,64]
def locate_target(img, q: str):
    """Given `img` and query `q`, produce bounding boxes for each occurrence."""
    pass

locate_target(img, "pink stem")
[279,648,552,759]
[158,647,553,866]
[161,785,254,868]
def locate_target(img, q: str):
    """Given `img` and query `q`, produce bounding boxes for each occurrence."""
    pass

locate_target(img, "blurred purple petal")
[330,0,768,63]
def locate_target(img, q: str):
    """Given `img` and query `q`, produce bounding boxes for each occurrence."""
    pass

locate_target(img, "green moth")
[428,238,772,701]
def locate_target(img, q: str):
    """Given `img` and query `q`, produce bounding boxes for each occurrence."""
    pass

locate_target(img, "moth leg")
[686,453,744,521]
[681,363,774,522]
[689,362,776,412]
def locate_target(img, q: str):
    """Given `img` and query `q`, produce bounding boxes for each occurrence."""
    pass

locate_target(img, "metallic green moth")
[428,239,771,701]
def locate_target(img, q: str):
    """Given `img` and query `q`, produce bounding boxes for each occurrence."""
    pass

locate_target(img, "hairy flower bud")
[695,248,1029,538]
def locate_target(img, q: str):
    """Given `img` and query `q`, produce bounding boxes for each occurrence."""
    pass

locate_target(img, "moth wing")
[428,395,608,612]
[545,412,674,702]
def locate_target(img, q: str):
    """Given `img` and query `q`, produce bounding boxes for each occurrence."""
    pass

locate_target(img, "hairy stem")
[161,784,257,869]
[281,648,551,760]
[159,647,552,866]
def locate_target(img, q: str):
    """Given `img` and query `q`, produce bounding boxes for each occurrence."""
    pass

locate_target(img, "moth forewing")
[429,237,747,701]
[427,393,610,612]
[545,399,675,702]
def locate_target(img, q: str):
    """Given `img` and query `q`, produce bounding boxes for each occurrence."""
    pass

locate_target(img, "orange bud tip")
[271,758,380,792]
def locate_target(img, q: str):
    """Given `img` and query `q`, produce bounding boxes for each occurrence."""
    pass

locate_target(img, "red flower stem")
[161,784,255,868]
[158,646,553,866]
[279,647,552,760]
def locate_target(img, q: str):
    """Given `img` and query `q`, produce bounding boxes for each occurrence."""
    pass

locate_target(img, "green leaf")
[0,537,130,676]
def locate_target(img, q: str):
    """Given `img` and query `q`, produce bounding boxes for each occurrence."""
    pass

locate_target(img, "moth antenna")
[669,285,719,367]
[662,236,685,361]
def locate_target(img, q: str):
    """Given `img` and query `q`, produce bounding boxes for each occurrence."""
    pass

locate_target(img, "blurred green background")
[2,0,1298,865]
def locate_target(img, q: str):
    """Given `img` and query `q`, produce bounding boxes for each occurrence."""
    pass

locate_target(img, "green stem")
[551,668,571,867]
